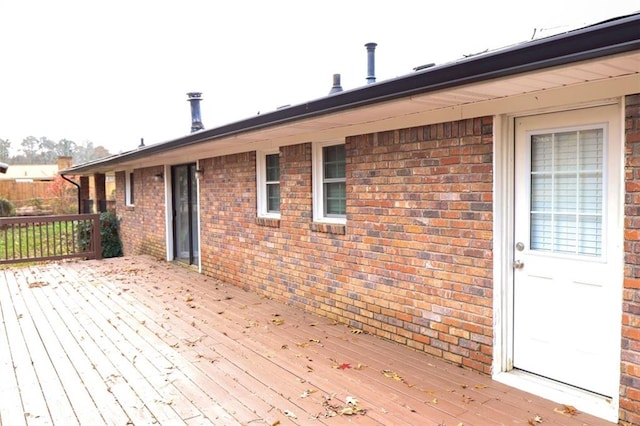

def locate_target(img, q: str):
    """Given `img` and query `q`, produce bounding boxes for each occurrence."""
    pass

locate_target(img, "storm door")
[512,105,621,398]
[172,163,199,265]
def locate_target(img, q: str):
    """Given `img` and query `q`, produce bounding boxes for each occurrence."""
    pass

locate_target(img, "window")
[529,127,604,256]
[256,151,280,217]
[313,142,346,223]
[125,170,135,206]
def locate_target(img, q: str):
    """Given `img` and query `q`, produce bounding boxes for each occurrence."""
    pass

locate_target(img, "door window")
[529,128,604,256]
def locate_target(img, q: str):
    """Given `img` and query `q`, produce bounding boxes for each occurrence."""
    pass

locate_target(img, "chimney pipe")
[328,73,343,95]
[187,92,204,133]
[365,42,377,84]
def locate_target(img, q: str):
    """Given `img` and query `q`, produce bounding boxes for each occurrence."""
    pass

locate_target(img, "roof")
[62,12,640,176]
[0,164,59,180]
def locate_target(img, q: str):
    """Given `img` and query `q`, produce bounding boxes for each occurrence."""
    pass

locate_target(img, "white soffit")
[104,51,640,172]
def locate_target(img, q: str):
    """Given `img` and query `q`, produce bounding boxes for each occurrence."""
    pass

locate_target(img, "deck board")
[0,256,615,425]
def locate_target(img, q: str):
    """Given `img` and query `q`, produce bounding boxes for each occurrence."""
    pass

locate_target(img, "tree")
[20,136,39,163]
[56,139,76,157]
[0,138,11,161]
[37,136,56,163]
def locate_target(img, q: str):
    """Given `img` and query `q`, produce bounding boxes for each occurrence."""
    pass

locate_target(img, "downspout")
[60,173,81,214]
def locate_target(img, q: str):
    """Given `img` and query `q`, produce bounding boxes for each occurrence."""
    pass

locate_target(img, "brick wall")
[115,167,166,258]
[198,117,494,373]
[623,93,640,425]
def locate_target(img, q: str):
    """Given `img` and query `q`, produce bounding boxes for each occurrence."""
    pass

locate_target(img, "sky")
[1,0,638,156]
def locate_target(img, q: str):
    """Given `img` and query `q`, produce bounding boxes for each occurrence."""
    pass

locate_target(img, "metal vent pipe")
[187,92,204,133]
[328,73,343,94]
[365,42,377,84]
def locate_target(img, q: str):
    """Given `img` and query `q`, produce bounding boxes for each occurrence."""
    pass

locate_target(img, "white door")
[513,105,622,397]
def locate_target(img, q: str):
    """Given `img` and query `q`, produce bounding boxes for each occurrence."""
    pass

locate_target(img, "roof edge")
[62,12,640,175]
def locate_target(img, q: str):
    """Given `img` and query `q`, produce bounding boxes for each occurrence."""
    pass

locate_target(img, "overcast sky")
[1,0,638,156]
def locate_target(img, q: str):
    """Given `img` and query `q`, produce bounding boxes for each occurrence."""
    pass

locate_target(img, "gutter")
[61,174,82,214]
[61,13,640,175]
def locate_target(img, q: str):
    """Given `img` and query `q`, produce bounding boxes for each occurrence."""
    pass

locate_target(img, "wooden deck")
[0,256,613,426]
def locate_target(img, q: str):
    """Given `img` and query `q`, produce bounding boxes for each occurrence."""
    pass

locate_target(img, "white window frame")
[125,170,135,206]
[256,150,281,218]
[312,141,346,224]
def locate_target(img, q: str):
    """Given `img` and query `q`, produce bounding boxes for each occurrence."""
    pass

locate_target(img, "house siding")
[198,117,494,373]
[623,93,640,425]
[115,167,167,258]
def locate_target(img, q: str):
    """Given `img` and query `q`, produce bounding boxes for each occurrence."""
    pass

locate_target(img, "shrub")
[0,197,16,217]
[78,211,123,258]
[99,211,123,258]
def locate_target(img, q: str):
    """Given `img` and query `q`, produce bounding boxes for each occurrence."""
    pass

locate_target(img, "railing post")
[93,214,102,260]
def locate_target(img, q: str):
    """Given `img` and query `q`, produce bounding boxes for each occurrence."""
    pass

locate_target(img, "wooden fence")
[0,214,102,265]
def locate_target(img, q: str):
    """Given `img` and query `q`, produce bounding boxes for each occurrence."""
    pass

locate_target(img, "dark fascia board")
[62,12,640,175]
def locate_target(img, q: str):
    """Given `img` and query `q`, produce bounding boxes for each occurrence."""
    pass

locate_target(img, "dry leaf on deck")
[474,384,488,389]
[338,362,352,370]
[300,389,317,398]
[382,370,403,381]
[283,410,297,419]
[271,318,284,326]
[350,329,363,334]
[528,416,543,425]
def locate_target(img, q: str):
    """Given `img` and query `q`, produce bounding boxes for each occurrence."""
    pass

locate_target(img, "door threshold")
[493,370,617,423]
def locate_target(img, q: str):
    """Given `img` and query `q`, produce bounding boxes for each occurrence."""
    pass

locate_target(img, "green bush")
[0,197,16,217]
[99,211,123,258]
[78,211,123,258]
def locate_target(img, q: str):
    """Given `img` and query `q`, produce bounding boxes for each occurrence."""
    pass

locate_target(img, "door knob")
[513,260,524,269]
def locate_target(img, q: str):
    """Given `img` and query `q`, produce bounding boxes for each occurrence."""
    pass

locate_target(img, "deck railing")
[0,214,102,265]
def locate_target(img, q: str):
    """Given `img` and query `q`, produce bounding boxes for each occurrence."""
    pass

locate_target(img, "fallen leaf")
[340,407,355,415]
[283,409,296,419]
[300,389,317,398]
[346,396,358,406]
[338,362,352,370]
[474,384,488,389]
[354,363,367,370]
[350,329,363,334]
[382,370,404,381]
[271,421,280,426]
[563,405,577,415]
[271,318,284,326]
[534,415,543,423]
[185,295,194,302]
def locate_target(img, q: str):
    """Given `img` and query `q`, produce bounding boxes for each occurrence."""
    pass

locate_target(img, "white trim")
[492,101,624,423]
[125,170,135,206]
[161,164,172,262]
[256,150,281,219]
[492,114,514,373]
[312,140,346,224]
[196,160,202,273]
[494,371,618,422]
